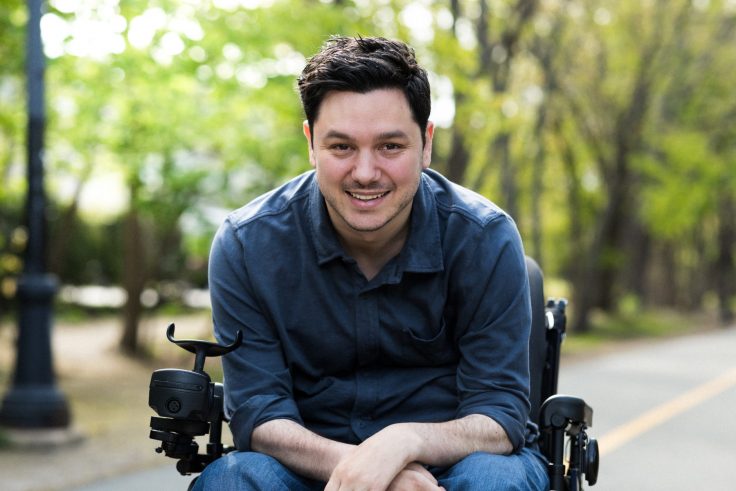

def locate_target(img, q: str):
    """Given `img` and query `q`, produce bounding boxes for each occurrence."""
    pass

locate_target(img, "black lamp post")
[0,0,71,429]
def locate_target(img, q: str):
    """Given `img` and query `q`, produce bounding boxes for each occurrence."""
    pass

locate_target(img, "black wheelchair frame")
[148,256,599,490]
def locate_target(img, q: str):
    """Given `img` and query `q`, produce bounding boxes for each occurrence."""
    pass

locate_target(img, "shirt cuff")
[457,404,527,452]
[229,395,304,451]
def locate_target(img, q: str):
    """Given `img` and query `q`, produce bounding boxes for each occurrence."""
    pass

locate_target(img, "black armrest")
[540,394,598,490]
[540,394,593,430]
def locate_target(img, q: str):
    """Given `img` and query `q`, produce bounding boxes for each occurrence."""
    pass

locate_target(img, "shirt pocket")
[400,319,456,365]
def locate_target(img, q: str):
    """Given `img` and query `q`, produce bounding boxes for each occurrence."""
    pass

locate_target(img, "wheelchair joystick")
[148,324,242,475]
[164,323,242,374]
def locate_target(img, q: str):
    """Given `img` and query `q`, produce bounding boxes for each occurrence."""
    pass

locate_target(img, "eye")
[378,142,407,157]
[328,143,353,154]
[381,142,405,152]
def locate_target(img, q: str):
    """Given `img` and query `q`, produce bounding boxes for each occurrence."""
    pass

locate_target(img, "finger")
[387,468,440,491]
[404,463,437,485]
[324,477,338,491]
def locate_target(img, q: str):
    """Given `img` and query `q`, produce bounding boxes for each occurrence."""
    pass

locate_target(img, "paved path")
[53,327,736,490]
[558,326,736,490]
[0,315,213,491]
[73,466,194,491]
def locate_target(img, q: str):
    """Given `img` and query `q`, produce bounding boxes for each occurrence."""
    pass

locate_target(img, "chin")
[343,215,390,233]
[347,222,386,233]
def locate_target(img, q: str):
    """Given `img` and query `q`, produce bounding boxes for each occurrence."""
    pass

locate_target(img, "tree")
[540,0,695,331]
[0,0,27,322]
[639,3,736,323]
[39,0,379,353]
[4,0,735,349]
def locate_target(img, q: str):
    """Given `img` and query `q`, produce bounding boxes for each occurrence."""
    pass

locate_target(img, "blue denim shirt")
[208,169,532,452]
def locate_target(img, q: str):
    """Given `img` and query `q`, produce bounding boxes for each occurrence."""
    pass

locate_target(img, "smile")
[347,191,388,201]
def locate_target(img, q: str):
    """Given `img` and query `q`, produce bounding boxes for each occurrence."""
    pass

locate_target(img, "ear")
[421,121,435,169]
[303,120,316,168]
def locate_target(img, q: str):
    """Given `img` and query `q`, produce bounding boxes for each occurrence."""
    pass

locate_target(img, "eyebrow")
[323,130,353,141]
[377,130,410,140]
[323,130,410,141]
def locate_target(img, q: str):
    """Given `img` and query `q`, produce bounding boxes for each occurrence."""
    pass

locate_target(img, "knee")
[193,451,323,491]
[438,449,549,491]
[192,452,281,491]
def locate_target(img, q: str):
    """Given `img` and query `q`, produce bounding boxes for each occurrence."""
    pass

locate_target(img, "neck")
[339,223,409,281]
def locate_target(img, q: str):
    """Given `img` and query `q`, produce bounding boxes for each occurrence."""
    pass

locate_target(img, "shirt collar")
[307,174,347,265]
[399,173,444,274]
[307,171,444,274]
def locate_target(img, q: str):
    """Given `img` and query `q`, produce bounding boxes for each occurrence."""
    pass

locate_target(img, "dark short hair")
[298,36,431,145]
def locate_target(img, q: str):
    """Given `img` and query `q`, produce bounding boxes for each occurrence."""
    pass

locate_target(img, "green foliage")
[0,0,734,333]
[637,131,722,239]
[0,1,26,306]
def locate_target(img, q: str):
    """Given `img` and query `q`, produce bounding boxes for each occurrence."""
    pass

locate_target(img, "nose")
[351,150,380,185]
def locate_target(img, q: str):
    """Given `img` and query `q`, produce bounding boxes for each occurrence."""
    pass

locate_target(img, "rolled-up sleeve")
[208,220,303,451]
[451,214,531,451]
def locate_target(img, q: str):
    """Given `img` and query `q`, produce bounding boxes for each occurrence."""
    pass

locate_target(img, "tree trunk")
[570,42,656,331]
[445,95,470,185]
[49,163,92,277]
[621,215,650,305]
[474,0,537,220]
[684,226,709,310]
[529,102,548,266]
[529,154,543,266]
[120,188,146,354]
[715,194,735,325]
[557,125,593,332]
[496,133,518,220]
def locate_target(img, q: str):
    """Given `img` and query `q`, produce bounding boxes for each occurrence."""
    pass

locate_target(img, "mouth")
[346,191,389,201]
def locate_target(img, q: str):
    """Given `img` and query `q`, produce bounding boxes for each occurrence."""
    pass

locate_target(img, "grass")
[561,306,719,358]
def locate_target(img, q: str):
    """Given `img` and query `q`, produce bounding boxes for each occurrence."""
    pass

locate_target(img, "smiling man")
[195,37,549,490]
[304,88,432,281]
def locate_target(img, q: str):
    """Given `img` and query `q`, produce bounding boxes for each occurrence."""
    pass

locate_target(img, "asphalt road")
[73,326,736,491]
[558,326,736,490]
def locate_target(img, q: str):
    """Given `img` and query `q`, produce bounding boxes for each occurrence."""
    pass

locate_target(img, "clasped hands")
[324,424,445,491]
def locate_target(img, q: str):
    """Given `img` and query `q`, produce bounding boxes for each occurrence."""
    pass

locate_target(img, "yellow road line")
[598,366,736,456]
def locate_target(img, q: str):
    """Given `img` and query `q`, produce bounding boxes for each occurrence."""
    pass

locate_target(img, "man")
[194,36,549,490]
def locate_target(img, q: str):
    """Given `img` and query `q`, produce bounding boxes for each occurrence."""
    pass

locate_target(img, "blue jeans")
[191,446,549,490]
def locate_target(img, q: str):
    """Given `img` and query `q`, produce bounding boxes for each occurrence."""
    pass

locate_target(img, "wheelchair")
[148,257,599,490]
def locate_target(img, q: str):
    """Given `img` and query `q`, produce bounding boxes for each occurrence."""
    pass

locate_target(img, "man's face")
[304,88,434,244]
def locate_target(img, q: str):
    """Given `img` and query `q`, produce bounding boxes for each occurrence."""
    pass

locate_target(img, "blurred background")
[2,0,735,350]
[0,0,735,488]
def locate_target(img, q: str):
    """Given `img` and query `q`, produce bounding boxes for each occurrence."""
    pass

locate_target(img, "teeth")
[349,192,386,201]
